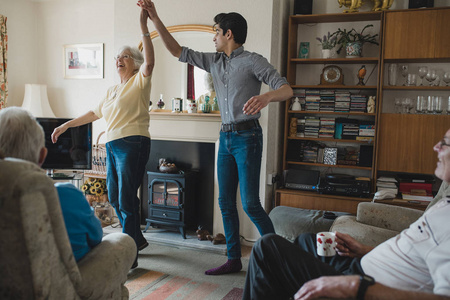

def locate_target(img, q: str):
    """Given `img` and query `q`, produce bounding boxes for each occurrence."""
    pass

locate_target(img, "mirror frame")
[138,24,215,50]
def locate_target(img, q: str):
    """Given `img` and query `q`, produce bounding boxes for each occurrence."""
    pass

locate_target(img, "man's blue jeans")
[217,126,275,259]
[106,136,150,246]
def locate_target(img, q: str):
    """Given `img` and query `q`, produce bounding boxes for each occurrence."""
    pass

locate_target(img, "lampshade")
[22,84,56,118]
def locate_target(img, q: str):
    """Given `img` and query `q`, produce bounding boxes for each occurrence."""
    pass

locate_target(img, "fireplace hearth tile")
[103,225,227,255]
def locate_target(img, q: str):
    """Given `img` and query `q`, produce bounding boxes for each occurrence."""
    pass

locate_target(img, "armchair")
[0,158,136,300]
[330,181,449,247]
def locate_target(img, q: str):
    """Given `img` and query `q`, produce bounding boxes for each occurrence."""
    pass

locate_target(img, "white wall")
[0,0,38,107]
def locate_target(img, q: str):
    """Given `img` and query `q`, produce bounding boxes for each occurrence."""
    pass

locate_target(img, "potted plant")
[316,32,337,58]
[334,24,379,58]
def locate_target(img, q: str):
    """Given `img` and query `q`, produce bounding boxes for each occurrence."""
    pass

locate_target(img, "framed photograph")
[63,43,104,79]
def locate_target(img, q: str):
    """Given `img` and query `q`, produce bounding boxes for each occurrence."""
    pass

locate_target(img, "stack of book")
[305,90,320,111]
[335,91,351,112]
[296,118,306,137]
[319,117,336,138]
[337,147,358,165]
[350,94,367,113]
[304,116,320,138]
[341,119,360,140]
[319,90,335,112]
[358,123,375,137]
[300,141,319,163]
[376,177,398,196]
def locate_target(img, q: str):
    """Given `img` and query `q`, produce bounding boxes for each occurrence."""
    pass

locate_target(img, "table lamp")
[22,84,56,117]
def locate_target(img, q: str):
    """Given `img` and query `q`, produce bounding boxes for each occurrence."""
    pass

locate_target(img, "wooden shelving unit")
[277,7,450,213]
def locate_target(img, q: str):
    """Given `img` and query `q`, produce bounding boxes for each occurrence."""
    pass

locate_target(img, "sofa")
[0,158,136,300]
[270,181,450,247]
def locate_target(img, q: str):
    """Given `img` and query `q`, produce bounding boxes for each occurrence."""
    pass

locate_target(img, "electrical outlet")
[267,173,279,185]
[267,173,275,186]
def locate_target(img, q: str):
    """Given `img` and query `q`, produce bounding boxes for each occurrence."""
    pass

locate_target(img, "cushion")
[269,206,352,242]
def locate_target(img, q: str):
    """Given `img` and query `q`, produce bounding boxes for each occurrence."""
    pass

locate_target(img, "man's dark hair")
[214,12,247,45]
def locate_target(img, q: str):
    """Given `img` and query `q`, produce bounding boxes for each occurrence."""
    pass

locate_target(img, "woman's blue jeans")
[217,126,275,259]
[106,136,150,246]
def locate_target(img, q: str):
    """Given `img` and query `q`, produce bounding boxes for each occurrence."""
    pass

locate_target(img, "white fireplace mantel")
[149,111,222,143]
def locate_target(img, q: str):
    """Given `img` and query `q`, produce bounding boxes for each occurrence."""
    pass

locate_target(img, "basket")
[92,131,107,175]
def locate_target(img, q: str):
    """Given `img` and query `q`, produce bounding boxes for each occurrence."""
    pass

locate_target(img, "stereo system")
[284,169,320,191]
[284,171,371,197]
[320,174,371,198]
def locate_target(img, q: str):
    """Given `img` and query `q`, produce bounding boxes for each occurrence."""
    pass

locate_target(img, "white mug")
[316,232,337,257]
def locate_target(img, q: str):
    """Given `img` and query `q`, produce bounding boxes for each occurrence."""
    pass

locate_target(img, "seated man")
[243,128,450,300]
[0,107,102,262]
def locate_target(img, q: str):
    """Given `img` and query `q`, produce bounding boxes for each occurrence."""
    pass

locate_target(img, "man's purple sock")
[205,258,242,275]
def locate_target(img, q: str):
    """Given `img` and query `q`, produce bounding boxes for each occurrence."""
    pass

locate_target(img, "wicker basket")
[92,131,107,175]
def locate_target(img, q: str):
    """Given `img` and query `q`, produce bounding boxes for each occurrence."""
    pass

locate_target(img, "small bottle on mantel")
[157,94,165,109]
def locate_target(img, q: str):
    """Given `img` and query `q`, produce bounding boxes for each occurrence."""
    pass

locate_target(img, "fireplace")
[144,171,197,238]
[140,140,215,233]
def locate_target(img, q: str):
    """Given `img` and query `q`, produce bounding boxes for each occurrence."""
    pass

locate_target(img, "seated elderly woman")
[51,0,155,269]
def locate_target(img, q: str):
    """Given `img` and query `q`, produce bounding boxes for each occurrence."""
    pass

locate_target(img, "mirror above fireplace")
[139,25,216,112]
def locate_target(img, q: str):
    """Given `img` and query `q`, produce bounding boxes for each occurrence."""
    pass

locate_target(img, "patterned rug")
[126,270,244,300]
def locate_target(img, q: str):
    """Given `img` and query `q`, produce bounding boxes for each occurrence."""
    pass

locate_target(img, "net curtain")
[0,15,7,109]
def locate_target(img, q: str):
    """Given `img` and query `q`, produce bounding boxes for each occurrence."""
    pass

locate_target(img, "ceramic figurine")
[291,97,302,111]
[367,96,376,113]
[357,65,366,86]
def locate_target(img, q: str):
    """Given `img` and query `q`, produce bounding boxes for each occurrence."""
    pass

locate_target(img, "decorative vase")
[345,42,362,58]
[321,49,332,59]
[211,97,219,111]
[187,100,197,113]
[200,96,211,113]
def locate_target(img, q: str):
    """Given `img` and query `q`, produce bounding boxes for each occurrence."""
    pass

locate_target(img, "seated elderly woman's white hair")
[0,107,45,164]
[116,46,144,70]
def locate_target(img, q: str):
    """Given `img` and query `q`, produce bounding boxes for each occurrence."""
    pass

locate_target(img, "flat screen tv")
[37,118,92,171]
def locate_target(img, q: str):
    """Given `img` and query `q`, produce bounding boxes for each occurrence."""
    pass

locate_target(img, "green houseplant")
[316,32,337,58]
[316,32,337,50]
[334,24,379,57]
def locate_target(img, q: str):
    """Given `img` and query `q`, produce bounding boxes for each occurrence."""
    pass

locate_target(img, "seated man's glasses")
[438,137,450,150]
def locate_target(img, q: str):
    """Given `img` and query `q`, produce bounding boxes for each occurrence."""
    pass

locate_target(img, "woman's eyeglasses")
[114,55,131,60]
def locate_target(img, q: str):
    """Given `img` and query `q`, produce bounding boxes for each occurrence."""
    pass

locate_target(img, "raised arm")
[137,0,182,58]
[51,111,99,143]
[139,0,155,77]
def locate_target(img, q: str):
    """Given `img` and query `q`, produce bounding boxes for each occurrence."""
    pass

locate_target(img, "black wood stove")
[143,171,197,238]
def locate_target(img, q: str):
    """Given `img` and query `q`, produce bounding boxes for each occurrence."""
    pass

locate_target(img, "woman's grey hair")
[0,107,45,164]
[117,46,144,70]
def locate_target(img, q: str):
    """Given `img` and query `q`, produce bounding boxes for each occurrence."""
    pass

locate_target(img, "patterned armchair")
[0,158,136,300]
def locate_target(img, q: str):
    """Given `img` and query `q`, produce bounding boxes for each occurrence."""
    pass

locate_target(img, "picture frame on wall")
[63,43,104,79]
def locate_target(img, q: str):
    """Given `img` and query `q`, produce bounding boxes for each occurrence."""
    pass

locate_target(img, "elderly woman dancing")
[52,0,155,268]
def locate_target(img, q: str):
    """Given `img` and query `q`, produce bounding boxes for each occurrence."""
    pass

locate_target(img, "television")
[37,118,92,171]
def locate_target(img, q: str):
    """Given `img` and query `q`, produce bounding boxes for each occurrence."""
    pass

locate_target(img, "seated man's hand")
[294,275,359,300]
[335,232,373,258]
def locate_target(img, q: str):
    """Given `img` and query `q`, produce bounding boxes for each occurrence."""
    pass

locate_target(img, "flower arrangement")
[334,24,379,54]
[316,32,337,50]
[82,177,107,196]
